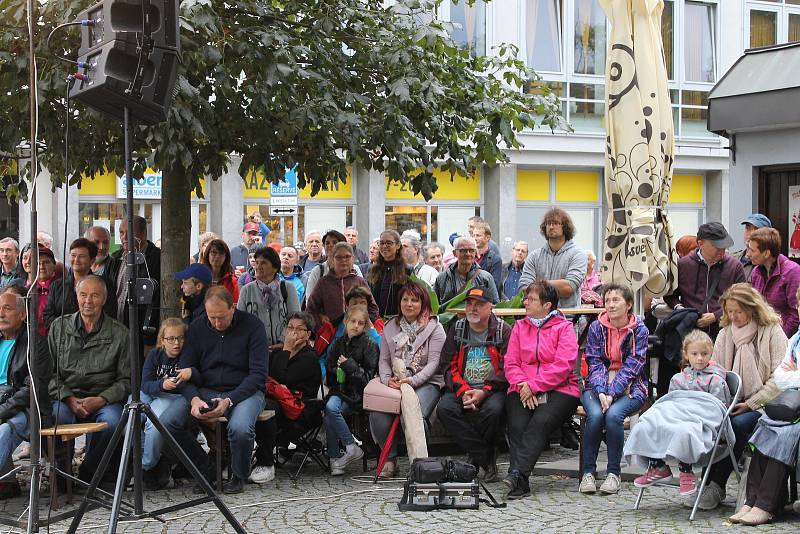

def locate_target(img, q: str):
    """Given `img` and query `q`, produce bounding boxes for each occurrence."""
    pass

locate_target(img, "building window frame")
[746,1,800,47]
[439,0,494,58]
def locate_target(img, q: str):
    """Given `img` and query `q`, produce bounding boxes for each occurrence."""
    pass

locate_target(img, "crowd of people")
[0,208,796,526]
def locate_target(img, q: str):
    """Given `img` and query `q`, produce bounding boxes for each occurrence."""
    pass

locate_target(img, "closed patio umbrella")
[598,0,677,297]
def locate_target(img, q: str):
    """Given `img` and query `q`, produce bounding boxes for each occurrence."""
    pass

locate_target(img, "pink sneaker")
[679,471,697,495]
[633,465,673,488]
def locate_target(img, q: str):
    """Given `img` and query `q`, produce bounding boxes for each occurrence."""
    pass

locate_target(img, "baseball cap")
[449,232,461,247]
[174,263,212,285]
[37,245,55,262]
[697,222,734,249]
[465,287,492,303]
[740,213,772,229]
[243,222,260,233]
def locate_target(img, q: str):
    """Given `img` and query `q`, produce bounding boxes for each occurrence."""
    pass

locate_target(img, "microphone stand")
[65,107,246,534]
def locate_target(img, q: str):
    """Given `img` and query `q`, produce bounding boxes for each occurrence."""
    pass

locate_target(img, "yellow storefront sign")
[555,171,600,203]
[516,170,550,201]
[78,168,206,197]
[669,174,703,204]
[243,168,353,200]
[384,169,481,200]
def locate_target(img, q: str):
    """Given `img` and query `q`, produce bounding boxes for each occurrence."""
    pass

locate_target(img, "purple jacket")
[585,315,649,403]
[664,251,746,321]
[751,254,800,338]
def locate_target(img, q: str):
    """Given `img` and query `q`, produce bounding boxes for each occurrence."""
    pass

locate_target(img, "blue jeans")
[139,392,188,470]
[325,395,354,459]
[581,390,643,476]
[165,389,265,481]
[52,400,124,480]
[0,411,29,471]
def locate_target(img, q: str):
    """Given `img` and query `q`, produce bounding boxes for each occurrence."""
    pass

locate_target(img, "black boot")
[223,476,245,494]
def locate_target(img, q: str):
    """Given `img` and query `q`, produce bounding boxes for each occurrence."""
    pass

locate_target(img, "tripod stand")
[65,107,245,534]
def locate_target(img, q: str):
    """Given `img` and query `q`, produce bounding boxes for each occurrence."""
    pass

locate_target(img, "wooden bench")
[41,422,108,509]
[202,410,275,491]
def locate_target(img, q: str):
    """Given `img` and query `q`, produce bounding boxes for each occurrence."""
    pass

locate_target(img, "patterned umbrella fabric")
[598,0,677,297]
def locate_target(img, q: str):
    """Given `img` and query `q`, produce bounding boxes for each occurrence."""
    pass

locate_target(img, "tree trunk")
[160,167,192,319]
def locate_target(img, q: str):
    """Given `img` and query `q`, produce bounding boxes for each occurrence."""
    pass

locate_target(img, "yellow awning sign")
[385,168,481,201]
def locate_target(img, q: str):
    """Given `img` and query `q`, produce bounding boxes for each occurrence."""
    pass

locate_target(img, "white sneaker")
[579,473,597,494]
[599,473,621,495]
[338,443,364,468]
[248,465,275,484]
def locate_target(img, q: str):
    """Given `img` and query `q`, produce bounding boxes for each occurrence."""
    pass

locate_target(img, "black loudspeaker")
[69,0,180,124]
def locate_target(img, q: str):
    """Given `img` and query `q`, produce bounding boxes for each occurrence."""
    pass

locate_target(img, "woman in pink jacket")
[502,281,580,500]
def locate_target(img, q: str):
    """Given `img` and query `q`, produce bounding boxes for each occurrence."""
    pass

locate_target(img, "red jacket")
[441,314,511,397]
[216,270,240,304]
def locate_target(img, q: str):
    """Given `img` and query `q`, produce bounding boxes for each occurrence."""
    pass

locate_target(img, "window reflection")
[526,0,563,72]
[684,1,716,83]
[450,0,487,57]
[750,10,777,48]
[573,0,606,75]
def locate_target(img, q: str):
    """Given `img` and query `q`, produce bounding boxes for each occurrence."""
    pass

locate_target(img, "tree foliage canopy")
[0,0,564,200]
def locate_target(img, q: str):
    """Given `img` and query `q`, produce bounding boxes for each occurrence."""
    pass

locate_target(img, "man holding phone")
[165,286,267,494]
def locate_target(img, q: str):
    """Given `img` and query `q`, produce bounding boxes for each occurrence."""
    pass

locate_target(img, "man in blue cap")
[733,214,772,280]
[175,263,213,325]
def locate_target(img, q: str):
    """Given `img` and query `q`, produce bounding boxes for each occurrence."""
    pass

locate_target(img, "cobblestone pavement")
[0,447,796,534]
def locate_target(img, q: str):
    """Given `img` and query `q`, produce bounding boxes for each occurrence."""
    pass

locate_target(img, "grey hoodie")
[518,240,587,308]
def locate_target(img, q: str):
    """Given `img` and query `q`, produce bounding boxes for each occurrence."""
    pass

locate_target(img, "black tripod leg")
[106,408,138,534]
[66,408,130,534]
[143,405,246,534]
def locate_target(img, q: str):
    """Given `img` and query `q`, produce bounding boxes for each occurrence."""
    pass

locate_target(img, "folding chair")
[632,371,742,521]
[278,381,328,480]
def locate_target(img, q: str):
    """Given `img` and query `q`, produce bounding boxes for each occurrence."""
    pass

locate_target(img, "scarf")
[527,310,558,329]
[397,317,423,373]
[730,321,762,400]
[255,277,281,308]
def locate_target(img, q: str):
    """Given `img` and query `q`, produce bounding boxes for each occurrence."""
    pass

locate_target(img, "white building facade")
[20,0,798,259]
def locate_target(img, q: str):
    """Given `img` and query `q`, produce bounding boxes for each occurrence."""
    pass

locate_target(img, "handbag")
[362,377,401,414]
[764,388,800,422]
[265,377,305,420]
[408,458,478,484]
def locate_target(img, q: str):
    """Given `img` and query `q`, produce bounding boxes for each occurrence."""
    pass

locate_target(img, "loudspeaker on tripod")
[69,0,180,125]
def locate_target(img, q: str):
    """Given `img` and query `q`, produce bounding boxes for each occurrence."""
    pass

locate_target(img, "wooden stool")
[203,410,275,492]
[41,422,108,510]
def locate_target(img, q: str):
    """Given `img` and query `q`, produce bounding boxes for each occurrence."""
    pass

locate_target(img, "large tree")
[0,0,564,315]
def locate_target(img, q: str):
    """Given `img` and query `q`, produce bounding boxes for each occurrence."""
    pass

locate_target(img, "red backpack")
[265,377,304,420]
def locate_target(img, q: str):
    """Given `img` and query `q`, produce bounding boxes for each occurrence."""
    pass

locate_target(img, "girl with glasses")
[139,318,191,490]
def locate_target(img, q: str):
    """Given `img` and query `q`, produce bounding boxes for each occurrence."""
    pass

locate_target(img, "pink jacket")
[504,312,580,398]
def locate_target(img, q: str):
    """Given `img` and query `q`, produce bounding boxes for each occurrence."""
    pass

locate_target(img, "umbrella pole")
[373,415,401,484]
[634,289,644,317]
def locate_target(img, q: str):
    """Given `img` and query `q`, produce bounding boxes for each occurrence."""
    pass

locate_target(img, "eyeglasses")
[164,336,185,344]
[286,325,309,332]
[456,248,477,254]
[246,231,259,235]
[379,241,397,247]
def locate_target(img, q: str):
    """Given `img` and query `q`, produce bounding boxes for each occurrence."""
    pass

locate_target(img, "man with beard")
[436,288,510,482]
[518,208,586,309]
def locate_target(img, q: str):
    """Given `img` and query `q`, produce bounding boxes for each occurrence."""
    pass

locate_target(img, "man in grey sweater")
[518,208,587,309]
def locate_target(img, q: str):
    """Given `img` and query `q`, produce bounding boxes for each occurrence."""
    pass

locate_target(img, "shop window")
[384,206,429,238]
[299,206,353,241]
[525,0,563,72]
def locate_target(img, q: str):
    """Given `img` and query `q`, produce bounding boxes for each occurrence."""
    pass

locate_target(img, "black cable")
[46,21,87,66]
[46,78,73,534]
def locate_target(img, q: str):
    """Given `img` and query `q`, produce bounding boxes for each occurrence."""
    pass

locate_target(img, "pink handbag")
[362,377,401,414]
